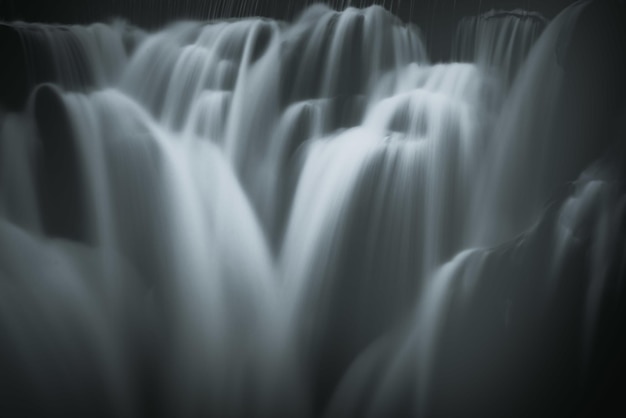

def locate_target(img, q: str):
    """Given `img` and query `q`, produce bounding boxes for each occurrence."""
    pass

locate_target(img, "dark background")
[0,0,579,25]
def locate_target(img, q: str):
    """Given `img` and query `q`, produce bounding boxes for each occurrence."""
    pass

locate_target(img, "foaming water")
[0,2,624,417]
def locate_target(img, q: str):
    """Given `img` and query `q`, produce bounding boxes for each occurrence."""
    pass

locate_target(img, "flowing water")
[0,2,625,417]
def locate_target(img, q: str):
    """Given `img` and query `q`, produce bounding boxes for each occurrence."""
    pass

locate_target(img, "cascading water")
[0,1,625,417]
[453,9,546,87]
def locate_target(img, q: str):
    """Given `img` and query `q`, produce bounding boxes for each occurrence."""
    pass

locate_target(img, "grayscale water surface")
[0,2,624,417]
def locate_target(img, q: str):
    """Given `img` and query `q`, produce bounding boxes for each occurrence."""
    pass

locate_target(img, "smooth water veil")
[0,0,625,417]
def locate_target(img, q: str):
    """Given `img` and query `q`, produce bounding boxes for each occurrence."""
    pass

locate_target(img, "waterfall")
[0,1,624,417]
[453,9,546,87]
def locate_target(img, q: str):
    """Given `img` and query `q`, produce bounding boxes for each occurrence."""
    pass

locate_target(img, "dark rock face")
[553,0,626,183]
[0,24,29,110]
[33,84,88,242]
